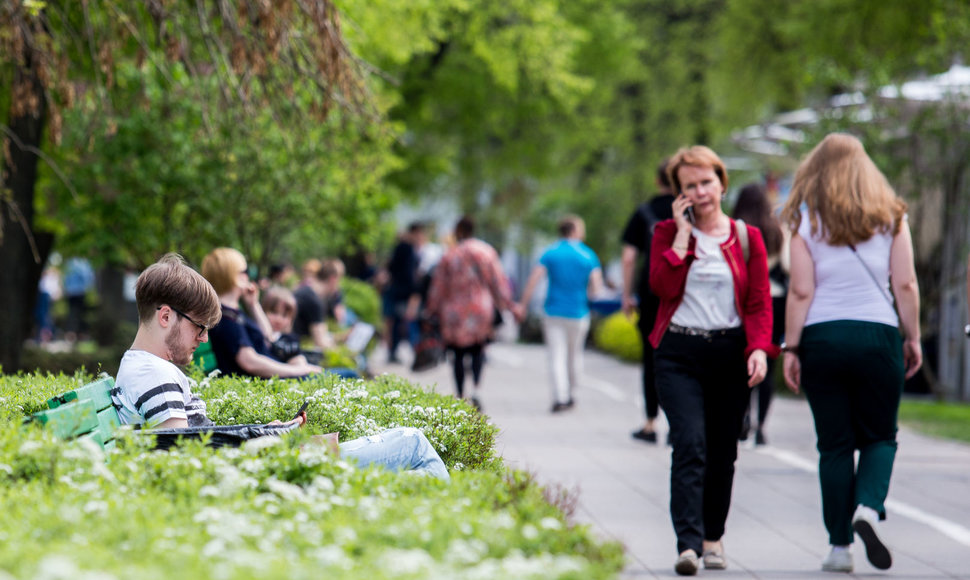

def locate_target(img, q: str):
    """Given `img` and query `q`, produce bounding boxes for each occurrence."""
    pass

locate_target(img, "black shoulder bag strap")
[848,244,895,308]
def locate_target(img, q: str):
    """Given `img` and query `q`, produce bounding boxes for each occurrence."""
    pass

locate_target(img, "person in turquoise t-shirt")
[515,215,603,412]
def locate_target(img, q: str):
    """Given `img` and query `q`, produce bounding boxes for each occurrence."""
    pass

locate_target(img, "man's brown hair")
[260,285,297,319]
[135,253,221,327]
[557,214,584,238]
[318,258,345,281]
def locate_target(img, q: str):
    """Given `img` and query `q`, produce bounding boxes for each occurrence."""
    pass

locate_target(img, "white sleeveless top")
[799,212,898,328]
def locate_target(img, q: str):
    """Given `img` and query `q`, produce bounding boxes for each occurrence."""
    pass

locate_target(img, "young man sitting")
[111,253,449,480]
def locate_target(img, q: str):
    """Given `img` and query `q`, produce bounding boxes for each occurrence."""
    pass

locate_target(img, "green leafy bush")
[592,312,642,363]
[187,370,501,471]
[341,277,381,327]
[0,427,622,579]
[0,371,624,578]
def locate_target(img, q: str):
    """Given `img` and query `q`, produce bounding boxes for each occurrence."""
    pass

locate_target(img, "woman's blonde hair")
[781,133,906,245]
[201,248,247,295]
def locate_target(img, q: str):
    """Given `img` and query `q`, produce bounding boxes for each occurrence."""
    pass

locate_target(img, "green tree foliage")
[0,0,375,370]
[45,63,399,271]
[5,0,970,375]
[712,0,970,125]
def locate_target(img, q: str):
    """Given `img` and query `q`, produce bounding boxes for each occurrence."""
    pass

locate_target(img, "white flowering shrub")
[0,373,624,578]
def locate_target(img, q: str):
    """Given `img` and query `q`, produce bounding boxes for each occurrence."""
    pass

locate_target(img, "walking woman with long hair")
[781,133,921,573]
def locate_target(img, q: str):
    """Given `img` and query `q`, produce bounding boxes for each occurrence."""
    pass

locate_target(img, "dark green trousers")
[800,320,903,546]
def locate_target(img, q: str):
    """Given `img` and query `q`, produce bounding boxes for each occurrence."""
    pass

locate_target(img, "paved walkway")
[371,339,970,579]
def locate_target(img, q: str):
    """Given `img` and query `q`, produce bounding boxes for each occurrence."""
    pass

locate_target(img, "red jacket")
[648,219,779,359]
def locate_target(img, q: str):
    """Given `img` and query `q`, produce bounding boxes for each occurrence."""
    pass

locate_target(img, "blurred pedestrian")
[293,259,338,352]
[63,257,95,341]
[383,222,425,364]
[516,215,604,412]
[732,182,788,445]
[781,133,921,574]
[320,258,349,327]
[425,216,513,410]
[260,262,295,291]
[622,159,676,442]
[649,146,775,575]
[34,265,62,343]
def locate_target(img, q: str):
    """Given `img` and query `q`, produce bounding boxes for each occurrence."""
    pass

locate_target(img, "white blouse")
[672,229,741,330]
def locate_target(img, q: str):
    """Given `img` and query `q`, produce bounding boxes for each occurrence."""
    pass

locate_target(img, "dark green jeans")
[800,320,903,546]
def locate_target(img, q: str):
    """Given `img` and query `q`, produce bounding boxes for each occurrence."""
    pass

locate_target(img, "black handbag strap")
[848,244,895,307]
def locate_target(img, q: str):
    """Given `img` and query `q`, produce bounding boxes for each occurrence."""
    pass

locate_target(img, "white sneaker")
[674,550,699,576]
[821,546,853,573]
[853,504,892,569]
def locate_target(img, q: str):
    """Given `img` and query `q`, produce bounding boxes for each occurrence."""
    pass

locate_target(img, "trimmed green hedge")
[0,371,624,579]
[592,312,642,363]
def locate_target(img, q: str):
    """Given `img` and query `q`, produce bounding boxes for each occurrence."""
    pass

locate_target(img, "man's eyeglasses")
[158,306,210,339]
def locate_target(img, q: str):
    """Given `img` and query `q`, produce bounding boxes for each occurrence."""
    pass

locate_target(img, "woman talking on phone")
[648,146,776,575]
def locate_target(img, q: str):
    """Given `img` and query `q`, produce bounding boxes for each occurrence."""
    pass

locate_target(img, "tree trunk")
[0,52,51,372]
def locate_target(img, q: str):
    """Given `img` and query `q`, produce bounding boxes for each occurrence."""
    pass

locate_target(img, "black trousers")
[637,297,661,421]
[654,328,750,555]
[448,343,485,398]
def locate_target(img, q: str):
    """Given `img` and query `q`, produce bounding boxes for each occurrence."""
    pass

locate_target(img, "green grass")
[898,399,970,444]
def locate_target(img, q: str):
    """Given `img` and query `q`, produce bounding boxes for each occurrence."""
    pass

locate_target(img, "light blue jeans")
[339,427,450,481]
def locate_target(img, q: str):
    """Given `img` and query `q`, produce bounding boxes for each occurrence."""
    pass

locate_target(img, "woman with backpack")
[648,146,776,575]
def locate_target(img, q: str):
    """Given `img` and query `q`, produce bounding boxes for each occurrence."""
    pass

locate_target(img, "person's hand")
[297,363,324,376]
[746,349,767,387]
[621,294,637,319]
[240,280,260,308]
[783,352,800,394]
[512,303,526,323]
[404,301,419,321]
[903,338,922,379]
[672,194,694,233]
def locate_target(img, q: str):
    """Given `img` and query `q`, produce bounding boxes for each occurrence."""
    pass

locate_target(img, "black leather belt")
[667,323,742,340]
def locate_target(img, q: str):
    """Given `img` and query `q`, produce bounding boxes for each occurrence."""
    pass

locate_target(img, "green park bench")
[25,376,121,449]
[25,374,299,450]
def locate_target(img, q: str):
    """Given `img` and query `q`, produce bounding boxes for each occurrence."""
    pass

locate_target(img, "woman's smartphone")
[684,206,695,224]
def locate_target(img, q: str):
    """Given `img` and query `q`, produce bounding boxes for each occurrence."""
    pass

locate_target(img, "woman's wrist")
[780,342,799,354]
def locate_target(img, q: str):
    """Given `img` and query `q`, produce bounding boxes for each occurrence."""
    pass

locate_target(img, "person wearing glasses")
[112,253,450,480]
[203,247,324,378]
